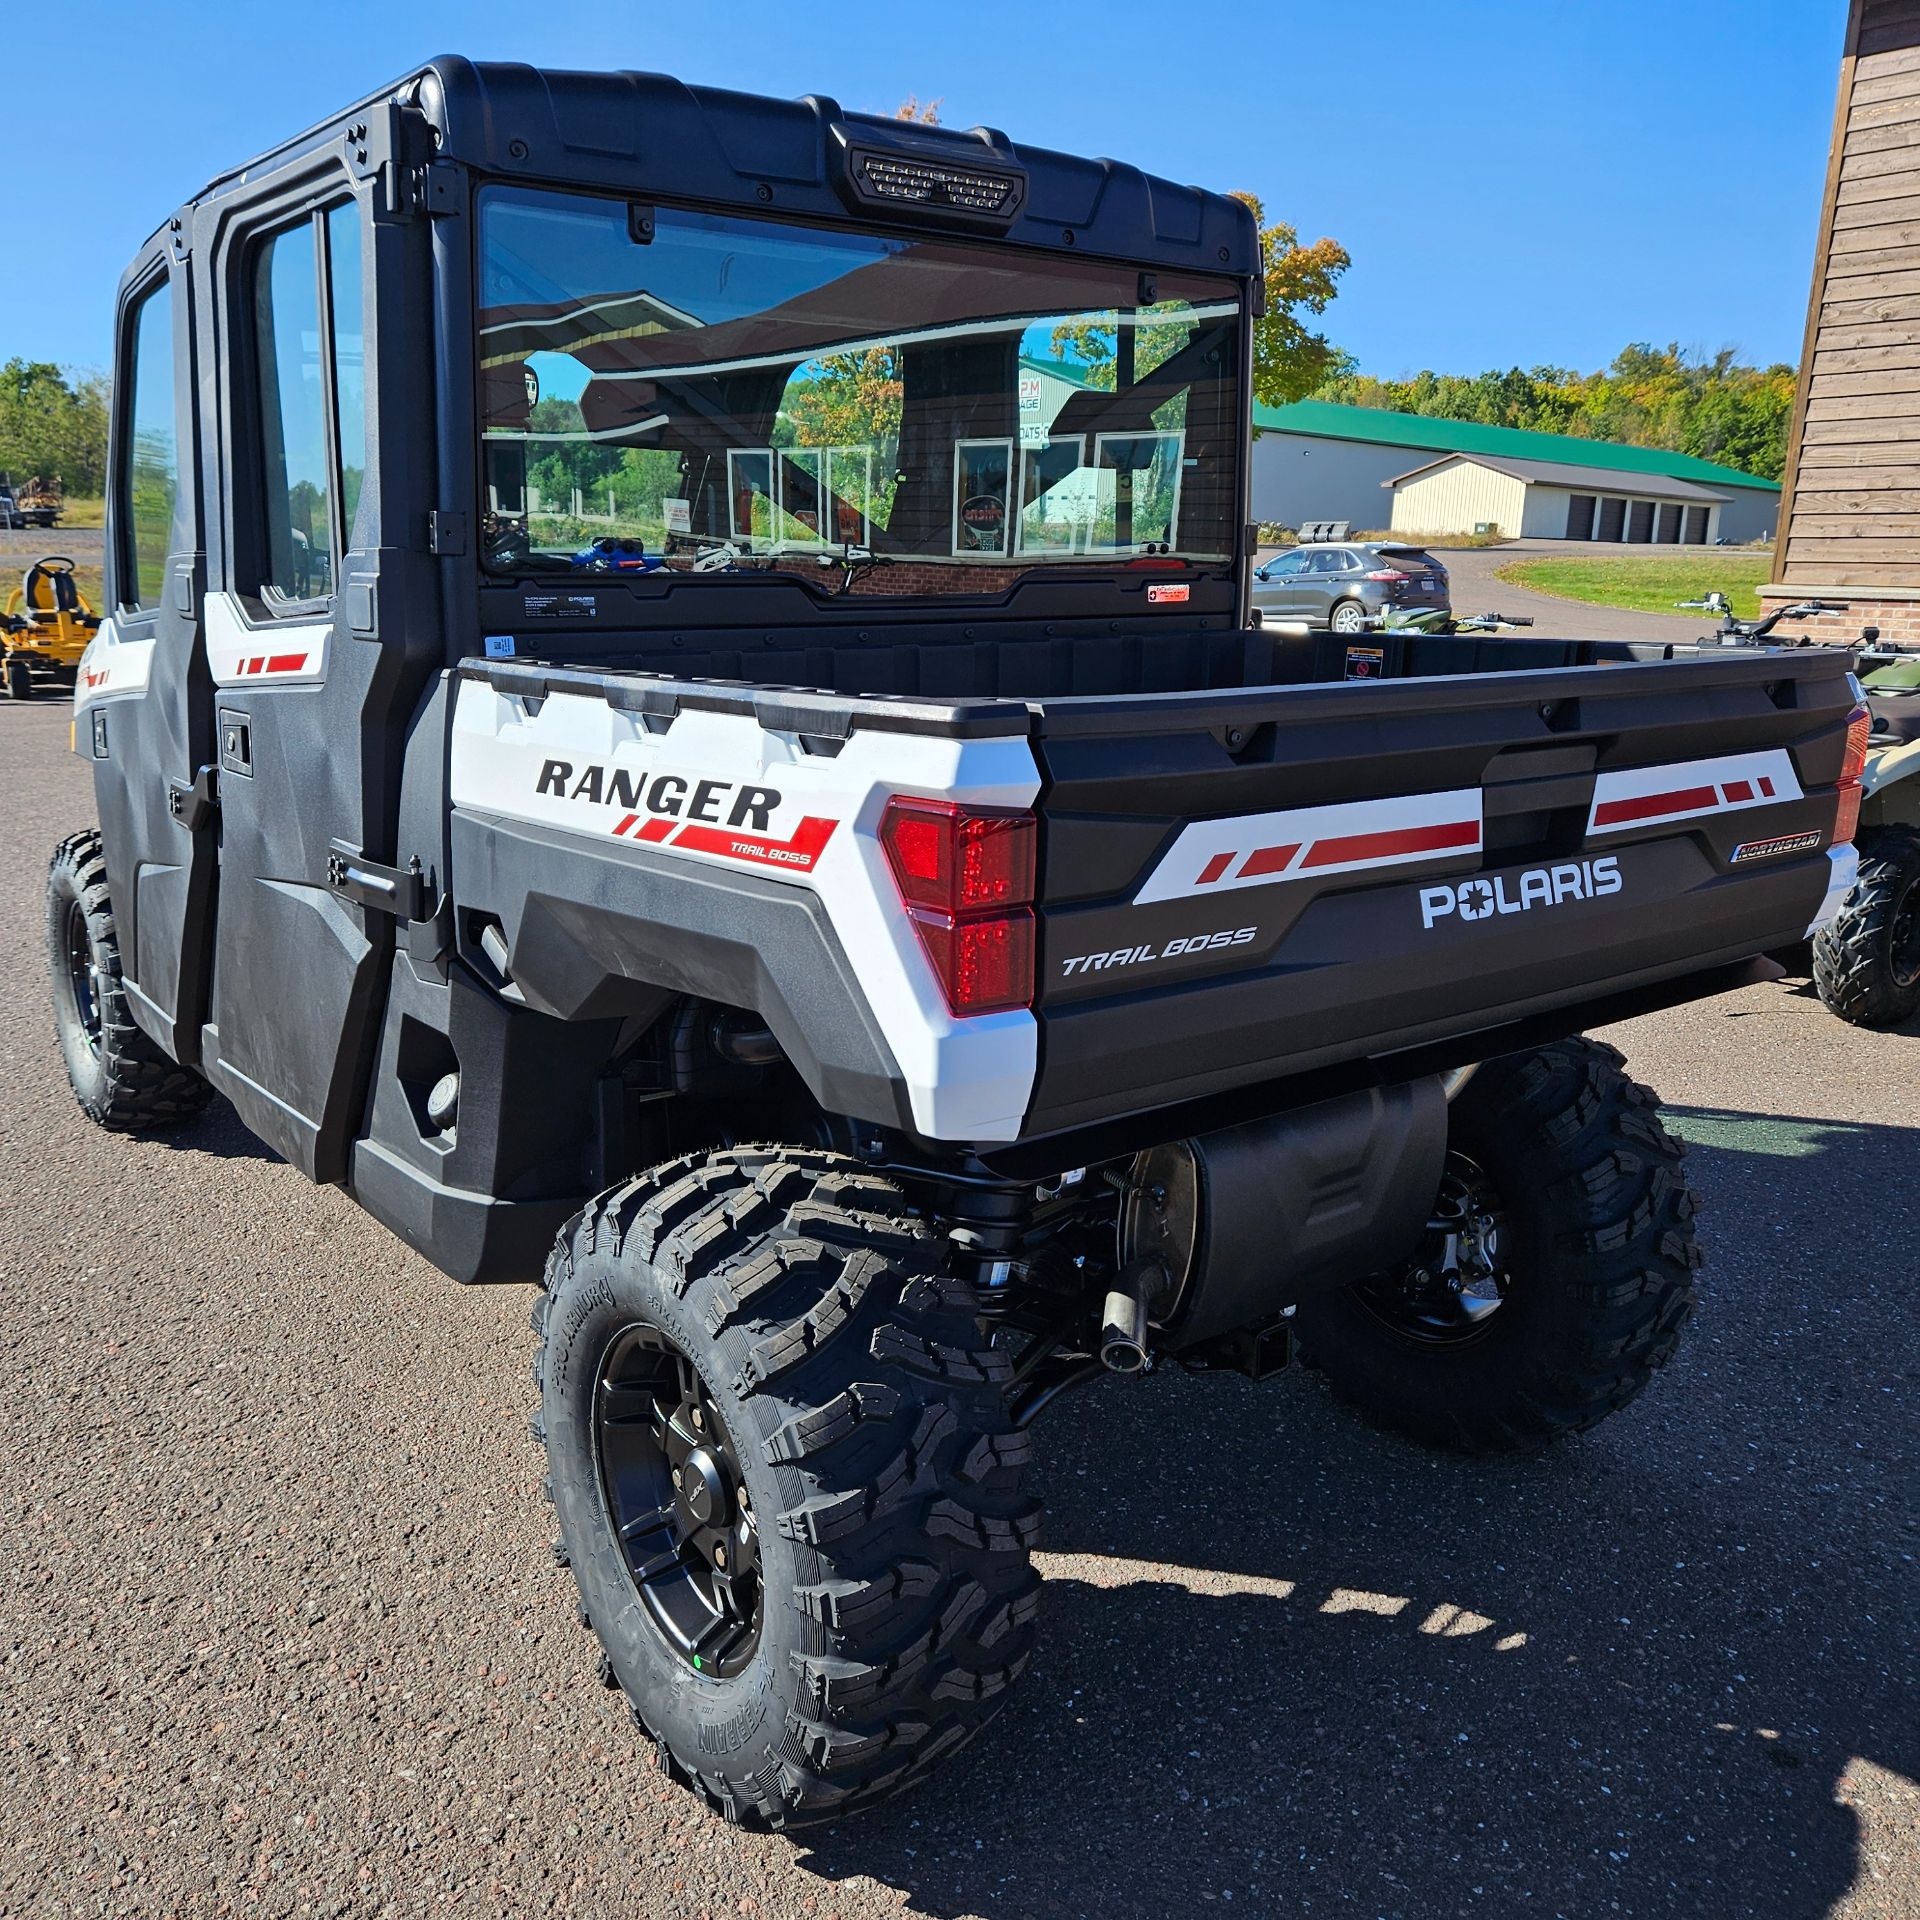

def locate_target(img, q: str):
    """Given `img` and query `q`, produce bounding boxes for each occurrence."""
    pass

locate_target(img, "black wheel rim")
[593,1322,762,1678]
[63,899,102,1056]
[1890,878,1920,991]
[1351,1152,1512,1346]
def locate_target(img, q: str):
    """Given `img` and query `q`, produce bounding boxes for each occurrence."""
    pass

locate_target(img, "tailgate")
[1026,651,1858,1137]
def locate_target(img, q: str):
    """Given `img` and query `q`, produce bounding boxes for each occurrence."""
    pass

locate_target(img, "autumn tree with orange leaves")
[1230,192,1351,408]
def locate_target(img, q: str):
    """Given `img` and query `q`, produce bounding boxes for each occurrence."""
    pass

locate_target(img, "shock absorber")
[935,1179,1035,1317]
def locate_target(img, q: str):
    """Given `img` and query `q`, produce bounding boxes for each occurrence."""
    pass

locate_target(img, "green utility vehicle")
[1813,647,1920,1027]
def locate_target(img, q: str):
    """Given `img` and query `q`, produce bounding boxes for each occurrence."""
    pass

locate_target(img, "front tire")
[1329,599,1368,635]
[1812,825,1920,1029]
[532,1148,1041,1828]
[47,829,213,1131]
[1294,1038,1700,1453]
[5,655,31,700]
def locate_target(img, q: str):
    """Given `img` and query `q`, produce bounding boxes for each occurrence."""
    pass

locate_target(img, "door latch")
[168,765,220,832]
[326,840,430,920]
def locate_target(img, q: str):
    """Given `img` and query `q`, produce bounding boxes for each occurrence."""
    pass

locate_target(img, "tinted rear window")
[1376,547,1441,570]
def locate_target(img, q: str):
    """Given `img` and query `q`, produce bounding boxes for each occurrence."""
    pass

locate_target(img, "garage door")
[1656,502,1682,543]
[1566,493,1596,538]
[1628,500,1655,543]
[1596,496,1626,541]
[1684,505,1710,544]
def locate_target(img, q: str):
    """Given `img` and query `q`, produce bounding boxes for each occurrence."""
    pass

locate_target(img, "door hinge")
[168,764,219,832]
[428,510,467,557]
[418,159,465,217]
[326,841,431,921]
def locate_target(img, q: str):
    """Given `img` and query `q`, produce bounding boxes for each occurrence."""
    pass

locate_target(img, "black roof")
[169,57,1260,284]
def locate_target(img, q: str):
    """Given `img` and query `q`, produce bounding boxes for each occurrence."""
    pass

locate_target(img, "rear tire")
[1329,599,1367,635]
[47,829,213,1131]
[532,1148,1041,1828]
[1294,1038,1700,1453]
[1812,825,1920,1029]
[5,655,31,700]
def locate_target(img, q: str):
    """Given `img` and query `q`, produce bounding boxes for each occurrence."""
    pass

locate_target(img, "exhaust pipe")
[1100,1258,1168,1373]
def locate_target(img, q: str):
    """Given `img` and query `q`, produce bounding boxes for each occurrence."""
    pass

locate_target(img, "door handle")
[168,765,220,832]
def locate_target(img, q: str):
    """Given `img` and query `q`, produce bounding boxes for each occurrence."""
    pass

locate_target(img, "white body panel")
[1806,843,1860,938]
[449,680,1042,1143]
[205,589,331,686]
[71,617,153,709]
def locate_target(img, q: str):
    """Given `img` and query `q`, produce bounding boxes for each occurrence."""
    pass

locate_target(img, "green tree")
[1313,342,1797,481]
[1231,193,1351,408]
[0,360,109,495]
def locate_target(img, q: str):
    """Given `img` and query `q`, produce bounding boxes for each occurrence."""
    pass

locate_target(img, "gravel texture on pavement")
[1,696,1914,1919]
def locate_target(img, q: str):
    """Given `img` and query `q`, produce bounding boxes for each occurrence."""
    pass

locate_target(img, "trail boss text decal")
[1421,856,1622,930]
[532,758,839,874]
[1061,925,1257,978]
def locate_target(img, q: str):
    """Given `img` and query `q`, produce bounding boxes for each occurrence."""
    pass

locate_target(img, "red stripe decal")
[266,652,308,673]
[1196,852,1235,886]
[1301,821,1479,869]
[1237,842,1302,880]
[1592,783,1718,828]
[671,815,839,872]
[1723,780,1754,804]
[636,817,675,843]
[610,813,639,836]
[1759,775,1776,797]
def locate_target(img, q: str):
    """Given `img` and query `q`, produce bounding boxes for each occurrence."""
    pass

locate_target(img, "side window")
[120,280,178,611]
[1264,551,1305,578]
[327,202,366,546]
[251,201,364,610]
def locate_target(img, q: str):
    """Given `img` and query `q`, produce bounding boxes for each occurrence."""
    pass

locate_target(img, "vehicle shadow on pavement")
[146,1093,282,1163]
[792,1114,1917,1919]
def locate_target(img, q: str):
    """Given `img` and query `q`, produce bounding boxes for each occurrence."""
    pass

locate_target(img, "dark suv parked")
[1254,541,1450,631]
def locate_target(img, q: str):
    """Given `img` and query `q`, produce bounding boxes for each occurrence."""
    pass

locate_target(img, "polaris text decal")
[1060,926,1257,977]
[1420,856,1622,930]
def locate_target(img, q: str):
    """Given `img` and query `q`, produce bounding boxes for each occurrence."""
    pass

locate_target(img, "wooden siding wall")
[1775,0,1920,589]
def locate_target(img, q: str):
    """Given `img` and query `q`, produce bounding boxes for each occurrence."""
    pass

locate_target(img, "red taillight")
[880,796,1037,1015]
[907,909,1035,1014]
[1840,702,1871,786]
[1835,781,1864,846]
[1834,701,1871,846]
[880,797,1036,913]
[1365,568,1411,582]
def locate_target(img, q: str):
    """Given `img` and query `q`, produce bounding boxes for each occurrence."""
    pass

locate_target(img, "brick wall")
[1777,595,1920,645]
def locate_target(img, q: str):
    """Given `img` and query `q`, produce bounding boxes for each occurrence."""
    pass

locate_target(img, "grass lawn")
[1494,552,1772,621]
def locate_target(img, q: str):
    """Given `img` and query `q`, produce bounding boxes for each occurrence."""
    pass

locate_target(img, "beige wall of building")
[1388,459,1528,537]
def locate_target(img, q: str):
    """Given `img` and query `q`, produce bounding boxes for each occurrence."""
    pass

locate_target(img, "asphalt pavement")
[1,695,1914,1919]
[1256,539,1755,645]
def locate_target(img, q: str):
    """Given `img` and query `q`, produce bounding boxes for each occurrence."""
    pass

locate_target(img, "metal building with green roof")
[1251,400,1781,546]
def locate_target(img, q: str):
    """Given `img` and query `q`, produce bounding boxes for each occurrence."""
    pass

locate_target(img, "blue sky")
[0,0,1845,380]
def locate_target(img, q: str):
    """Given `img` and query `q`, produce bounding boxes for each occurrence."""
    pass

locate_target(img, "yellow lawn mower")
[2,556,98,700]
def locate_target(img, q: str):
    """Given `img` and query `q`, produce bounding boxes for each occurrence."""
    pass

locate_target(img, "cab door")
[87,233,217,1066]
[197,163,438,1182]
